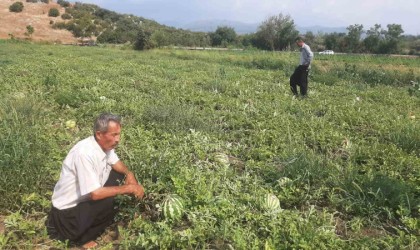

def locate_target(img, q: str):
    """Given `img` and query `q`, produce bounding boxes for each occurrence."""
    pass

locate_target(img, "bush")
[26,0,38,3]
[52,21,67,29]
[9,2,24,13]
[40,0,49,3]
[134,28,151,50]
[61,13,71,20]
[48,8,60,17]
[24,25,34,37]
[57,0,70,7]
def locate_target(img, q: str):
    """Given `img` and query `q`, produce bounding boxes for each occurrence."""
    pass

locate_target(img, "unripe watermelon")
[214,153,229,167]
[162,194,184,220]
[277,177,292,187]
[65,120,76,129]
[262,194,281,212]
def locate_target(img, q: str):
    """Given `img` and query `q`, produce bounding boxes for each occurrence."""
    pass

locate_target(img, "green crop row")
[0,41,419,249]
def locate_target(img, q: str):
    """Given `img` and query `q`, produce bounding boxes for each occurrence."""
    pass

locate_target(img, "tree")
[254,13,298,51]
[48,8,60,17]
[345,24,364,53]
[24,25,34,38]
[383,24,404,54]
[403,35,420,55]
[150,30,168,48]
[134,27,151,50]
[363,24,384,53]
[238,33,256,48]
[57,0,70,7]
[210,26,237,47]
[304,31,315,45]
[65,14,98,38]
[323,32,346,52]
[303,31,324,51]
[61,13,72,20]
[9,2,24,13]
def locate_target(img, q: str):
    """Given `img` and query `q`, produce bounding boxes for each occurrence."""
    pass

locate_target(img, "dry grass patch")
[0,0,77,43]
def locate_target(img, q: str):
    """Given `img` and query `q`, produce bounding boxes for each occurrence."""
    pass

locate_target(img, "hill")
[0,0,77,43]
[0,0,208,46]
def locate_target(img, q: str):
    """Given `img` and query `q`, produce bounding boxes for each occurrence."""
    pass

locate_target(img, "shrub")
[134,28,150,50]
[48,8,60,17]
[57,0,70,7]
[24,25,34,37]
[61,13,71,20]
[40,0,49,3]
[52,21,67,29]
[26,0,38,3]
[9,2,24,13]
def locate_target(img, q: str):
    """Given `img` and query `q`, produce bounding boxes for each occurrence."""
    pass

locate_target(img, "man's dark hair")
[93,113,121,135]
[295,36,304,42]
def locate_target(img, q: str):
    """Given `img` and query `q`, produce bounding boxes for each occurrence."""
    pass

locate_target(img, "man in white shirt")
[46,113,144,248]
[290,36,314,97]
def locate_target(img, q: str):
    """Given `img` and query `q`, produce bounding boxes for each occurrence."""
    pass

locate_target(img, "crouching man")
[46,113,144,248]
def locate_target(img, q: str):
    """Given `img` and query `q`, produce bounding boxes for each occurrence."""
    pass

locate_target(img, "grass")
[0,40,419,249]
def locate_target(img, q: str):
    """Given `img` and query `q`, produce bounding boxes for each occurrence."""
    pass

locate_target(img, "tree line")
[209,16,418,55]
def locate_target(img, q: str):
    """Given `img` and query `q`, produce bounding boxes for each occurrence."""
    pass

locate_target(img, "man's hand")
[112,161,139,185]
[111,161,143,199]
[128,184,145,199]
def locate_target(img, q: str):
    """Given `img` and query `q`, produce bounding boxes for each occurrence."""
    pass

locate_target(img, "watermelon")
[162,194,184,220]
[65,120,76,129]
[277,177,292,187]
[262,194,281,212]
[214,152,229,167]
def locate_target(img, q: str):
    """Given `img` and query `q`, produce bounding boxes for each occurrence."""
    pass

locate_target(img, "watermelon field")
[0,40,419,249]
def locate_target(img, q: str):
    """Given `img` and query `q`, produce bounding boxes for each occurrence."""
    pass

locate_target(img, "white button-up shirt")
[52,136,119,209]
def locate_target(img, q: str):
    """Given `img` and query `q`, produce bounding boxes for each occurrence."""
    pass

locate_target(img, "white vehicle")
[319,50,334,55]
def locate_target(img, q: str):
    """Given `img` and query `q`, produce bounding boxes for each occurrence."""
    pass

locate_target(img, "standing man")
[46,113,145,248]
[290,37,314,97]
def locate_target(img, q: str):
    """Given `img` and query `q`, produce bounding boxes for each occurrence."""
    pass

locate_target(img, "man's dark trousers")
[46,170,124,245]
[290,65,309,96]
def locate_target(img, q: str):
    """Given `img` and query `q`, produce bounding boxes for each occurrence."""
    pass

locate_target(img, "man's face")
[296,40,304,47]
[95,121,121,151]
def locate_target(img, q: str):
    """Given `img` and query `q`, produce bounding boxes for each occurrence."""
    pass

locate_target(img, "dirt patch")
[0,215,5,234]
[360,227,387,238]
[0,0,77,44]
[334,217,348,237]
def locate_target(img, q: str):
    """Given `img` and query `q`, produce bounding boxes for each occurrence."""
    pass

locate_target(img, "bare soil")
[0,215,4,234]
[0,0,77,44]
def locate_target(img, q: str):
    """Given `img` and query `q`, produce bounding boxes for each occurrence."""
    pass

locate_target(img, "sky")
[74,0,420,35]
